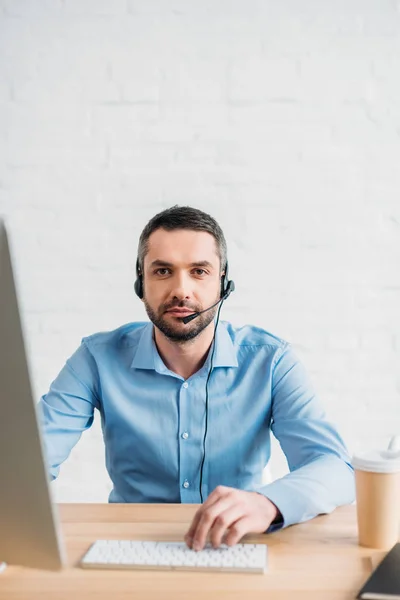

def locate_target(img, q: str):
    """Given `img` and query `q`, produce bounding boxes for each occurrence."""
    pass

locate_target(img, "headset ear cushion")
[221,279,235,300]
[220,275,226,299]
[134,276,143,299]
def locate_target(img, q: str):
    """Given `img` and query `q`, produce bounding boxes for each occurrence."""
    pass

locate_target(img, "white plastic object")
[352,436,400,473]
[80,540,267,574]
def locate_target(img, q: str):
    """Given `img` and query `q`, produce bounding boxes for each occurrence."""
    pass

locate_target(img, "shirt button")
[183,480,190,489]
[182,382,189,389]
[181,432,189,440]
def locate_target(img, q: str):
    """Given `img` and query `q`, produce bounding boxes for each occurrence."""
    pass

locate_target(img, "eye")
[193,268,207,276]
[155,268,171,276]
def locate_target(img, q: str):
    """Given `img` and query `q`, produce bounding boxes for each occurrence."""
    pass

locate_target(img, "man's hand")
[184,485,280,551]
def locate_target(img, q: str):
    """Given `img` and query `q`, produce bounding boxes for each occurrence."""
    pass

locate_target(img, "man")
[39,205,355,552]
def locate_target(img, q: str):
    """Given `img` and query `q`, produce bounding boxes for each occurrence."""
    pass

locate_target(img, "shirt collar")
[130,321,238,372]
[130,323,156,370]
[208,321,238,369]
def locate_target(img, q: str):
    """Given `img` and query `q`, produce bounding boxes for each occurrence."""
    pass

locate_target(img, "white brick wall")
[1,0,400,502]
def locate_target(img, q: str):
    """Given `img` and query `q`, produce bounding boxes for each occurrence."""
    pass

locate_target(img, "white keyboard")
[80,540,267,574]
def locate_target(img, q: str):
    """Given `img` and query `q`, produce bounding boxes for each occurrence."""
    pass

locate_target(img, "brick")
[229,57,300,102]
[63,0,127,16]
[1,0,63,17]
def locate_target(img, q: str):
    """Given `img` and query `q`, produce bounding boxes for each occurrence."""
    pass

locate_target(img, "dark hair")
[137,205,227,273]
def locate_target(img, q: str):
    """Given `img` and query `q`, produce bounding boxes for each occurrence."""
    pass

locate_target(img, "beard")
[143,298,218,343]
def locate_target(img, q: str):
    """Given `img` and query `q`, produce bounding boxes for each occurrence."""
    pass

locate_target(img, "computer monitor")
[0,218,65,571]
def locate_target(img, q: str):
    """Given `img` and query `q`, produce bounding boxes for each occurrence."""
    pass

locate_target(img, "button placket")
[179,378,199,501]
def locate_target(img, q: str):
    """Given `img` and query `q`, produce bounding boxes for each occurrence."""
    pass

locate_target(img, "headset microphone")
[181,281,235,324]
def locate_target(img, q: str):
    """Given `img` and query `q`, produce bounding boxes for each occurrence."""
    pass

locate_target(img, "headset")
[134,258,235,502]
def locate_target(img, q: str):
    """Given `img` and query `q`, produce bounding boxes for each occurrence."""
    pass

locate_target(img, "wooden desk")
[0,504,384,600]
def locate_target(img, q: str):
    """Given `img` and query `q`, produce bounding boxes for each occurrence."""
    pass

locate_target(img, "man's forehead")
[145,228,219,263]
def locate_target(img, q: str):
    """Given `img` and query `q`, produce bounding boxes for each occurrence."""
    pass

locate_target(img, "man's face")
[142,228,222,342]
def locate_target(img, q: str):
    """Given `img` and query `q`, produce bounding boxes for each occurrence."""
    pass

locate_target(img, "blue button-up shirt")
[38,320,355,528]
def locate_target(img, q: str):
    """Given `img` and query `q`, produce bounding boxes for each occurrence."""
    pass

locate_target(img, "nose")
[170,271,192,302]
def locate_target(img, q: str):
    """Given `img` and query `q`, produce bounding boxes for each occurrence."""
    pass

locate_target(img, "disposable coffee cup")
[352,436,400,549]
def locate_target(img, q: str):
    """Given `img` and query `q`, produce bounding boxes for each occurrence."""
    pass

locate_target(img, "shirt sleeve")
[257,344,355,530]
[37,341,100,481]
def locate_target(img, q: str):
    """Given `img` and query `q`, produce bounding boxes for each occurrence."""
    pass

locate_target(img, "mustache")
[162,301,200,312]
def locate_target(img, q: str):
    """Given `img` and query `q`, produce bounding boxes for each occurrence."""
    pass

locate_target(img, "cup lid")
[352,436,400,473]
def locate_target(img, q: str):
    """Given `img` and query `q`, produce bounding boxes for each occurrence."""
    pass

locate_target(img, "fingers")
[224,516,252,546]
[184,486,231,549]
[208,505,244,549]
[191,496,236,550]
